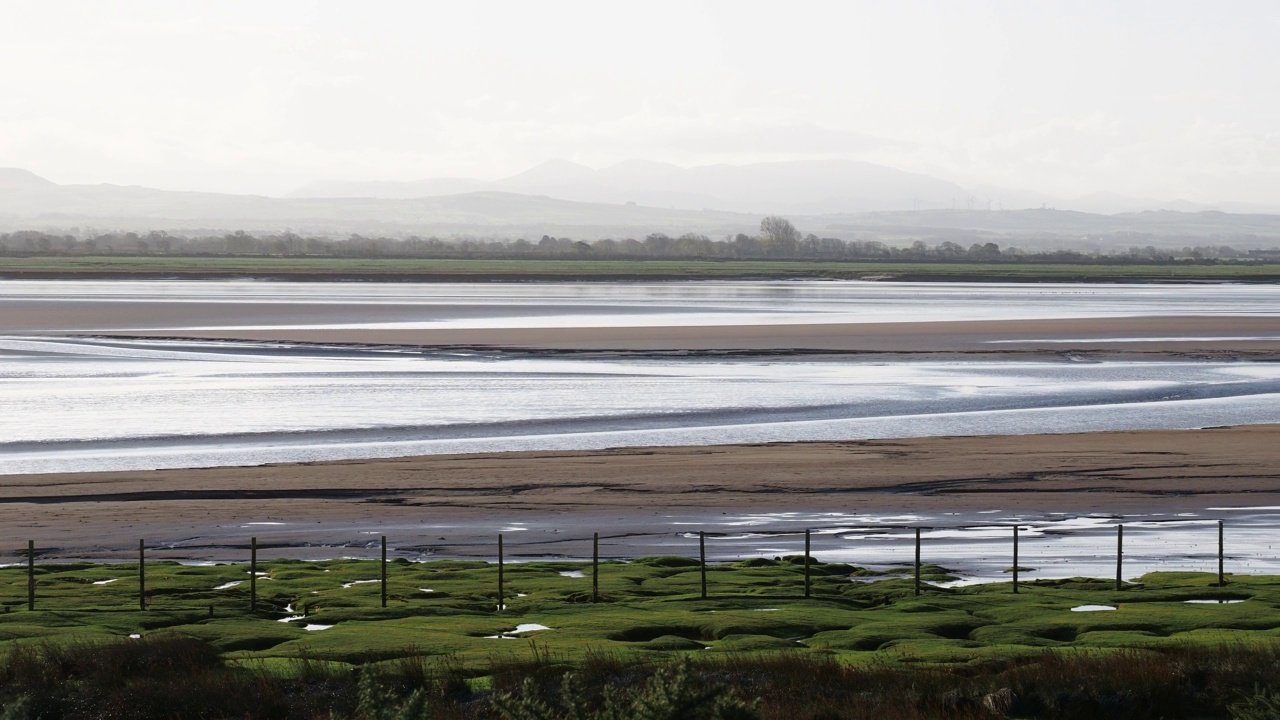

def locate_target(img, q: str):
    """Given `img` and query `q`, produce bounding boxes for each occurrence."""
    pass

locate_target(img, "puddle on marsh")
[660,508,1280,585]
[341,579,380,589]
[485,623,551,639]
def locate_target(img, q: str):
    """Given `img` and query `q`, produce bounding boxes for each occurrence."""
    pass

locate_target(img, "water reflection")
[1,336,1278,474]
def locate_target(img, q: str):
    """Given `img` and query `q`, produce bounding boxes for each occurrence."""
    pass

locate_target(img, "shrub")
[1230,686,1280,720]
[491,656,759,720]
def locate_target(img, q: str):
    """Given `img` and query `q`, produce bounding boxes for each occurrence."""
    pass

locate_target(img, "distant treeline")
[2,216,1276,264]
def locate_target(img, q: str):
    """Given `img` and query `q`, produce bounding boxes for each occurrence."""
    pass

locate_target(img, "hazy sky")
[2,1,1277,202]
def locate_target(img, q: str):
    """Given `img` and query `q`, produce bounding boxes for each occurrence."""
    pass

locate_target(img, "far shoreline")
[3,255,1280,284]
[6,271,1280,284]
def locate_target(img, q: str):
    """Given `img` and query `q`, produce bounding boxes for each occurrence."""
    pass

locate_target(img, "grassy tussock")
[1,560,1279,717]
[0,639,1276,719]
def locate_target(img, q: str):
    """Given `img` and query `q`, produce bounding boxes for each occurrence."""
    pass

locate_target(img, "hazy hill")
[290,177,484,199]
[286,158,1280,217]
[0,168,57,190]
[3,168,1280,249]
[289,158,975,214]
[821,208,1280,236]
[0,172,759,237]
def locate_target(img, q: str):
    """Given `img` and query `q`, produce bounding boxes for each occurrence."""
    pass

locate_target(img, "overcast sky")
[2,1,1277,202]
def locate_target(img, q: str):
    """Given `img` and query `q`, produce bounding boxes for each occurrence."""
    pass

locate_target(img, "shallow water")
[403,506,1280,586]
[4,279,1280,331]
[484,623,552,639]
[1,336,1278,473]
[137,506,1277,587]
[2,279,1278,473]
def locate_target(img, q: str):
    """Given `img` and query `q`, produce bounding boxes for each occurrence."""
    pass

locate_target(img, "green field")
[2,556,1273,669]
[3,557,1279,718]
[2,255,1280,282]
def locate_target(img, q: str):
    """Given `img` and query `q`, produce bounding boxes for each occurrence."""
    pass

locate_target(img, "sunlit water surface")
[4,278,1280,329]
[1,336,1278,474]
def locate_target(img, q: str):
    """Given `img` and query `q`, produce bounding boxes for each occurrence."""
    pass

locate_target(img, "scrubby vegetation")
[3,216,1277,264]
[0,558,1277,718]
[4,216,1280,281]
[0,638,1277,719]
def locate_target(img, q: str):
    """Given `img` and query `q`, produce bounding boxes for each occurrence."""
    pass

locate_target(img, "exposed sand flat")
[77,315,1280,356]
[0,299,630,334]
[17,313,1259,358]
[2,426,1277,558]
[4,280,1275,354]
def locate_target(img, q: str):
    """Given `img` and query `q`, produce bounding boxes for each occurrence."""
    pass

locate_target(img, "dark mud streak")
[63,334,1280,362]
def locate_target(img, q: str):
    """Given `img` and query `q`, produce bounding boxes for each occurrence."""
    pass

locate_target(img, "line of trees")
[0,217,1273,264]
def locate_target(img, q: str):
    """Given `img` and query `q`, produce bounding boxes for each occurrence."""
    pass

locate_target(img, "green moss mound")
[0,558,1278,673]
[642,635,707,651]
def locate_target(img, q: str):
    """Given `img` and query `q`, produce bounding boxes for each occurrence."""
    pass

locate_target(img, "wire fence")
[7,519,1242,614]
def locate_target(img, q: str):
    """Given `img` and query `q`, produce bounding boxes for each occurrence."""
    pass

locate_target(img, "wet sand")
[140,315,1280,356]
[3,425,1277,561]
[4,281,1275,355]
[0,287,1277,356]
[47,319,1280,357]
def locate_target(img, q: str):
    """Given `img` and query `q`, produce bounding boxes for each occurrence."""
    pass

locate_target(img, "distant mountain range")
[3,164,1280,249]
[290,158,976,215]
[288,158,1280,217]
[0,167,759,238]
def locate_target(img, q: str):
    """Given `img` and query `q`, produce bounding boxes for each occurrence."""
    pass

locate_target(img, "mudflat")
[3,425,1277,560]
[144,315,1280,355]
[4,316,1268,360]
[3,281,1274,354]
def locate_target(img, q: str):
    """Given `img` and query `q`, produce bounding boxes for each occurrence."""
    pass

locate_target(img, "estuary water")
[3,278,1280,330]
[0,279,1278,474]
[1,336,1279,474]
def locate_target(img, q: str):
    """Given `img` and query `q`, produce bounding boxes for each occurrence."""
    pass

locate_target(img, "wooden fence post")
[497,533,504,611]
[699,531,707,600]
[592,532,599,603]
[139,539,146,611]
[1012,525,1019,594]
[1218,520,1225,586]
[250,537,257,613]
[1115,525,1124,592]
[27,540,34,612]
[804,528,812,598]
[380,535,387,609]
[914,527,922,596]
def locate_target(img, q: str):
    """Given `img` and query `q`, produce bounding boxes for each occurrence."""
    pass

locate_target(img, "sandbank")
[2,426,1276,561]
[132,315,1280,355]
